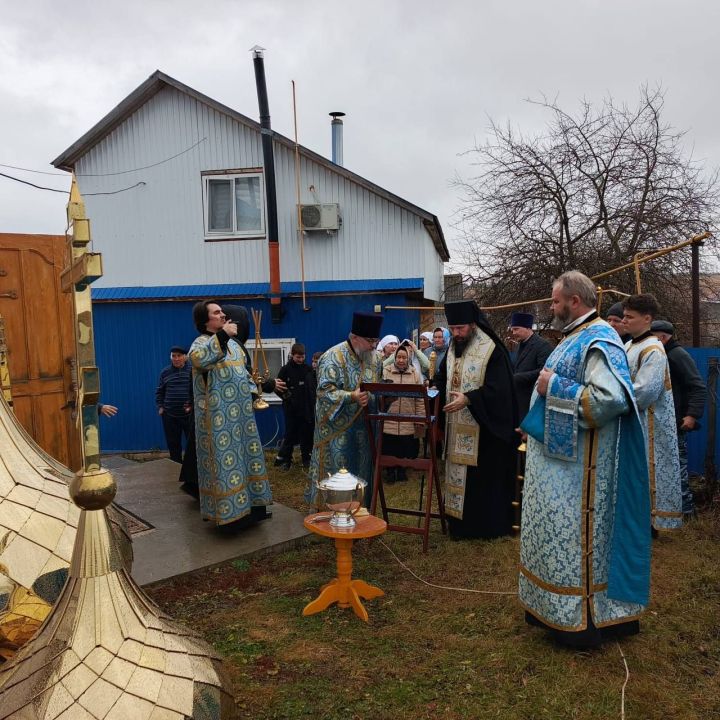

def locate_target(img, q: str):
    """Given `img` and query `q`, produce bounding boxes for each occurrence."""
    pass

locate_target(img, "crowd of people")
[149,274,705,649]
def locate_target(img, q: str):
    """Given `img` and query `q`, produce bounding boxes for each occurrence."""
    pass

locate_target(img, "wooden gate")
[0,233,81,470]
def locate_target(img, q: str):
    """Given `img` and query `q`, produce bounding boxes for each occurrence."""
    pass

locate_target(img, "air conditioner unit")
[300,203,340,231]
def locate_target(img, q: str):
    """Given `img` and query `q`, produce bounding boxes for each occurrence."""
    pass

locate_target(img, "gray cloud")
[2,0,718,263]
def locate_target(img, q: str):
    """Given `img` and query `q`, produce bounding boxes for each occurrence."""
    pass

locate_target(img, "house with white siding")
[51,69,449,454]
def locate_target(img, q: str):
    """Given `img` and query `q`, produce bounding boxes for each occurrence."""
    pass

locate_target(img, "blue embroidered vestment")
[189,333,271,525]
[305,340,383,503]
[519,319,651,631]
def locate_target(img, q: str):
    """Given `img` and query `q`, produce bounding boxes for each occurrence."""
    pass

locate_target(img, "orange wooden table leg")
[302,538,356,616]
[351,579,384,601]
[302,582,342,616]
[347,586,369,622]
[333,538,354,608]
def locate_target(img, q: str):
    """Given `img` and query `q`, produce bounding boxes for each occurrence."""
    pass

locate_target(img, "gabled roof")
[52,70,449,262]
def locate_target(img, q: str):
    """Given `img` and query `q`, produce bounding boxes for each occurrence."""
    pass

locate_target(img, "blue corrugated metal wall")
[685,348,720,476]
[94,293,420,453]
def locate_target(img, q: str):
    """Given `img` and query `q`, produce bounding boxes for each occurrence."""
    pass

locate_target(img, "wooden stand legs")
[302,538,384,622]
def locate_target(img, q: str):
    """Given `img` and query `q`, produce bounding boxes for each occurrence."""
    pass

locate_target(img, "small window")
[244,338,295,404]
[203,171,265,238]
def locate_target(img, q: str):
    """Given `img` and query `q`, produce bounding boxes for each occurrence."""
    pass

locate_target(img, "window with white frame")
[244,338,295,404]
[203,170,265,238]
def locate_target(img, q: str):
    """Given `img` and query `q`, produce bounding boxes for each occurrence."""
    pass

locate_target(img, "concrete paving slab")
[101,455,138,470]
[109,458,310,586]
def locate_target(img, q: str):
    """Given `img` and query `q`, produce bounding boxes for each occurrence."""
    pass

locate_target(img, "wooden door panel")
[32,392,74,467]
[0,248,28,382]
[23,246,65,379]
[10,395,33,437]
[0,234,81,470]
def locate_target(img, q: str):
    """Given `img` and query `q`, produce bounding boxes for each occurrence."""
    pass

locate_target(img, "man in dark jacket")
[651,320,707,515]
[155,346,192,463]
[274,343,315,470]
[509,312,552,420]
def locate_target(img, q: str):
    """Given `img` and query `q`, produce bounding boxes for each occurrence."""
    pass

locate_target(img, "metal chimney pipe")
[330,111,345,166]
[251,46,282,322]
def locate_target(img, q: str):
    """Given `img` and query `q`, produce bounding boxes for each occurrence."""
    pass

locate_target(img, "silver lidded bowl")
[315,468,367,528]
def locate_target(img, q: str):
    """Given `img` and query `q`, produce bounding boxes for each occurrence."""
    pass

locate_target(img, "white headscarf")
[420,331,433,343]
[377,334,400,351]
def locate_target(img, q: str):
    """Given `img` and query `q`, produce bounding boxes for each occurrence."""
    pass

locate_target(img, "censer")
[250,307,271,411]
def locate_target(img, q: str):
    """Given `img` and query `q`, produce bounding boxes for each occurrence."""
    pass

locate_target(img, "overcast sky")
[2,0,718,267]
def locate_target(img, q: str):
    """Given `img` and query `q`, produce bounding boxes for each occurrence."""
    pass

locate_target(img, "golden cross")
[61,176,104,472]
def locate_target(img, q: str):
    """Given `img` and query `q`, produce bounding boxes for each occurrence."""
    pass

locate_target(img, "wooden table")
[302,513,387,622]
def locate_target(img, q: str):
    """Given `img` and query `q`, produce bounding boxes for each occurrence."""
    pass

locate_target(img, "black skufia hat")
[444,300,480,325]
[351,311,383,338]
[510,312,534,329]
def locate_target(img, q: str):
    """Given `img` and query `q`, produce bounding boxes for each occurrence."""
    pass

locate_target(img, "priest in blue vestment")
[519,271,651,648]
[189,301,273,526]
[305,312,384,504]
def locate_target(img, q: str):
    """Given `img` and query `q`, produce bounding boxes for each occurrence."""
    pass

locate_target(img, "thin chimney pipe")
[251,46,282,322]
[330,111,345,166]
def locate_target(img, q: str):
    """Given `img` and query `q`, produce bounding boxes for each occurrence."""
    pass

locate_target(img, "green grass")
[147,457,720,719]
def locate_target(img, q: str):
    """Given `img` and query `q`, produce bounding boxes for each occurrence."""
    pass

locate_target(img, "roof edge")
[51,70,449,260]
[91,277,425,301]
[51,70,264,171]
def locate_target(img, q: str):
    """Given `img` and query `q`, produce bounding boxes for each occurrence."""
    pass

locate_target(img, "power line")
[87,182,146,196]
[0,172,68,193]
[78,137,207,176]
[0,171,146,195]
[0,136,207,178]
[0,164,66,176]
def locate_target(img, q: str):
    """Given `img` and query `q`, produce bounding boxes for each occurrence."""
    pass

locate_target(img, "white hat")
[377,334,399,351]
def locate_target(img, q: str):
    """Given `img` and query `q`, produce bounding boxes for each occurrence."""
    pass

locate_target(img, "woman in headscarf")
[381,345,425,483]
[383,338,430,381]
[419,332,433,355]
[376,334,399,361]
[426,327,450,373]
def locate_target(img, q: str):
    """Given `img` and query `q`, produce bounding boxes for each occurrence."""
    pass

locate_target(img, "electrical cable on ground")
[617,641,629,719]
[379,538,517,596]
[261,415,281,449]
[381,538,631,719]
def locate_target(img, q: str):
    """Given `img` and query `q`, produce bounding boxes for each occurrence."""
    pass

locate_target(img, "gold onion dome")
[0,467,234,719]
[0,396,132,663]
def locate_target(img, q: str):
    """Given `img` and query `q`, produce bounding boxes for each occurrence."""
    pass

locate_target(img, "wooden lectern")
[361,382,446,552]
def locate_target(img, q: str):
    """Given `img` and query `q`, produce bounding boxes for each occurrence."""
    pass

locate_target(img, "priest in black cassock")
[509,311,552,420]
[434,300,519,539]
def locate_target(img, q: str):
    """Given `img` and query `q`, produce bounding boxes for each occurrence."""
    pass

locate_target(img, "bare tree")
[454,87,719,335]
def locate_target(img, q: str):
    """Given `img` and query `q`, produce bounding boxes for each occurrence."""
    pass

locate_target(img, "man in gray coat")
[651,320,707,516]
[509,312,552,420]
